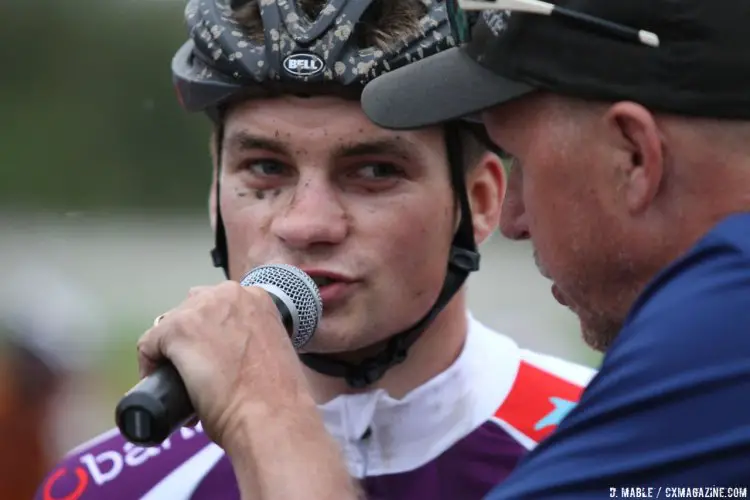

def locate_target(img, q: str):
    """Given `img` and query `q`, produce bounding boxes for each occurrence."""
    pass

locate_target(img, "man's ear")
[466,152,506,244]
[604,102,665,214]
[208,131,219,231]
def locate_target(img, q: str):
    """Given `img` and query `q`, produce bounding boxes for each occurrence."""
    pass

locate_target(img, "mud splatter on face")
[254,189,282,200]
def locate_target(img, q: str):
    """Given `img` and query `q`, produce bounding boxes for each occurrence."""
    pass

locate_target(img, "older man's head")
[362,0,750,351]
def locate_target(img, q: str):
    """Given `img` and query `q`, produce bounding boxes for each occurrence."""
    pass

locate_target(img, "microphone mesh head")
[240,264,322,348]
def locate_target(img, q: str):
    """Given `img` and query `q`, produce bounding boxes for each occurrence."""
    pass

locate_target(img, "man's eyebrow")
[223,131,290,156]
[332,138,418,161]
[222,132,420,161]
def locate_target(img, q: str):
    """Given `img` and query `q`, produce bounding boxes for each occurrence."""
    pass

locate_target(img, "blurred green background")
[1,0,600,456]
[2,0,212,212]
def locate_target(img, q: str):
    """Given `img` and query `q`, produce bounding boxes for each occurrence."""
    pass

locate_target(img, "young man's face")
[212,95,501,355]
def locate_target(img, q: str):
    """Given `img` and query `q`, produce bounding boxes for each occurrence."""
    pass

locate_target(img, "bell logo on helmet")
[283,52,325,77]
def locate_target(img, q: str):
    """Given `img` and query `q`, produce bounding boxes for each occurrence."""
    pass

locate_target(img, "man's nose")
[499,169,530,241]
[270,180,349,250]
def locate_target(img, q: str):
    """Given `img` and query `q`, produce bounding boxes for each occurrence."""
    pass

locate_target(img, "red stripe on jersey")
[494,360,585,443]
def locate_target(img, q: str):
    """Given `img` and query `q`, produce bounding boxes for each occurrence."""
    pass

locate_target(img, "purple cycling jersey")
[38,315,595,500]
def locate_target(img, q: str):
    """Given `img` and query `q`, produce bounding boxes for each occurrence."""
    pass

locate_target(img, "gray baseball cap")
[362,0,750,130]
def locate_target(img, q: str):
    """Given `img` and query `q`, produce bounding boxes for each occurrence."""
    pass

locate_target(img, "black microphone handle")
[116,291,293,446]
[115,362,191,447]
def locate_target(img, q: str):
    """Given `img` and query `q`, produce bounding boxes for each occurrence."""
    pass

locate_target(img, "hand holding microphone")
[115,264,322,447]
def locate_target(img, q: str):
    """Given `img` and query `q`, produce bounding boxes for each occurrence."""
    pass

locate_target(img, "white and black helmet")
[172,0,460,116]
[171,0,482,388]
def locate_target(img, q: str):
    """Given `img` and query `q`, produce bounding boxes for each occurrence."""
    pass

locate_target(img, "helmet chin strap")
[210,121,480,388]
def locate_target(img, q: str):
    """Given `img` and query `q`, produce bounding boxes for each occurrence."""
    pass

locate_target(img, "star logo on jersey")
[534,397,577,431]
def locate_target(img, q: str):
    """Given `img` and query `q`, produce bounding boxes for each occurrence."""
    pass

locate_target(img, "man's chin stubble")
[581,318,624,353]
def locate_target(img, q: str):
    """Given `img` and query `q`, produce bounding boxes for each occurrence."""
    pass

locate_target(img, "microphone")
[115,264,322,446]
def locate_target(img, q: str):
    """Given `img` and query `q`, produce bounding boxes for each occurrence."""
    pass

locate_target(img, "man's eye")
[356,163,404,179]
[244,160,289,176]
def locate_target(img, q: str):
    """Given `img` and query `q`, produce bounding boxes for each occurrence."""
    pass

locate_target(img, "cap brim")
[362,46,534,130]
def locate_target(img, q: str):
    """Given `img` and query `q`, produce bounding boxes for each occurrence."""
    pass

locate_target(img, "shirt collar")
[318,313,521,477]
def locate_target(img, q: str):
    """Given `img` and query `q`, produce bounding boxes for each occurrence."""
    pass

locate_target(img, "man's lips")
[299,268,356,288]
[551,283,568,307]
[299,269,358,306]
[532,253,566,306]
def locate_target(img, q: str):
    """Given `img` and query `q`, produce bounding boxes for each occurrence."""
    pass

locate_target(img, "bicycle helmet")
[171,0,481,388]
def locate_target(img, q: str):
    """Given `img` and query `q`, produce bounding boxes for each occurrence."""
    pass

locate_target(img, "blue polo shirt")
[486,212,750,499]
